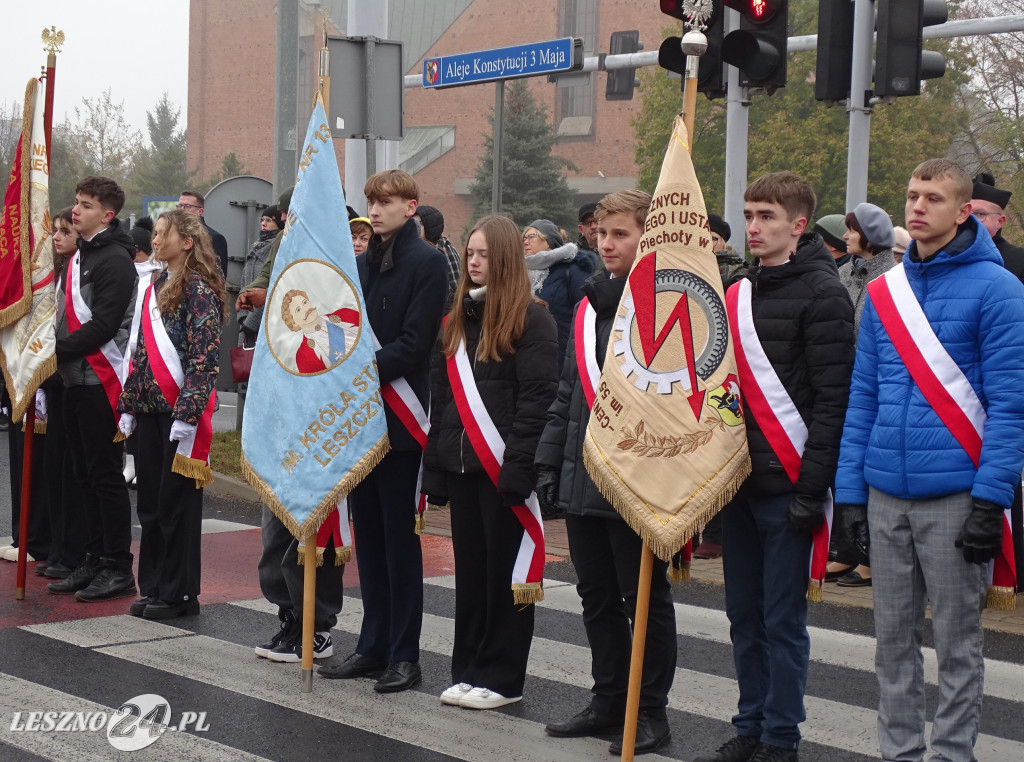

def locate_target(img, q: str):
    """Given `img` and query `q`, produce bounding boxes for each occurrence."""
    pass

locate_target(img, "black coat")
[422,297,558,502]
[740,233,855,498]
[357,218,448,451]
[995,232,1024,285]
[535,271,622,520]
[202,218,229,278]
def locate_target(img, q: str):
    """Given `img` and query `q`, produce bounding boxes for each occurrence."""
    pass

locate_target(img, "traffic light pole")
[723,8,749,253]
[845,0,875,209]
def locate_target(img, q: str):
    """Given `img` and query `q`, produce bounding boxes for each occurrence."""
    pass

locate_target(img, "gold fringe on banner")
[113,430,127,443]
[172,453,214,489]
[512,582,544,605]
[241,432,390,541]
[986,585,1016,611]
[296,543,350,566]
[4,354,57,422]
[807,578,823,603]
[669,558,690,584]
[414,512,425,535]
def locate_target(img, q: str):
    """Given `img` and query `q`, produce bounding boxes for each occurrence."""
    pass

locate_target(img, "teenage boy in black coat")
[318,170,447,693]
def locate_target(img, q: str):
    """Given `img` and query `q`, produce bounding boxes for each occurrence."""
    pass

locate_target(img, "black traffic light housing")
[814,0,854,103]
[721,0,789,93]
[698,4,727,99]
[606,30,642,100]
[875,0,948,98]
[657,1,687,82]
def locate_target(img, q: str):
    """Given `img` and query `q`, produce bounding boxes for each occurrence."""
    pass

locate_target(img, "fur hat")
[416,205,445,244]
[708,213,731,242]
[130,217,153,254]
[526,219,564,249]
[972,172,1011,209]
[851,202,895,249]
[813,214,848,253]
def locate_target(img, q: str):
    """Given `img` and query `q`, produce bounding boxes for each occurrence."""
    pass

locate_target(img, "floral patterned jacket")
[118,270,222,425]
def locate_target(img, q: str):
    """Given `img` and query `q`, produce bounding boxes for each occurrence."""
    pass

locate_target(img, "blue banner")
[241,98,388,538]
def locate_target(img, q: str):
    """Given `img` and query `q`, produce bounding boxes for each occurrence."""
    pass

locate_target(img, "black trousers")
[447,472,535,698]
[7,423,50,560]
[349,450,423,663]
[63,384,132,570]
[1012,479,1024,593]
[42,379,86,568]
[258,505,346,631]
[565,514,677,719]
[135,412,202,602]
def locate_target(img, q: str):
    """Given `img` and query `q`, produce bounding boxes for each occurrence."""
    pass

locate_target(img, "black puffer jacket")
[422,295,558,502]
[740,233,855,498]
[535,270,622,519]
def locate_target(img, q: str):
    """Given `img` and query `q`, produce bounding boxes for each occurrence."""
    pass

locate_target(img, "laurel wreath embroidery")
[617,416,725,457]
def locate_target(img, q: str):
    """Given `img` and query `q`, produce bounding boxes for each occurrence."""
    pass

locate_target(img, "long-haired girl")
[118,209,226,619]
[422,215,558,709]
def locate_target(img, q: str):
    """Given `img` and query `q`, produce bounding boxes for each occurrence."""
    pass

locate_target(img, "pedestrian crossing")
[2,574,1022,761]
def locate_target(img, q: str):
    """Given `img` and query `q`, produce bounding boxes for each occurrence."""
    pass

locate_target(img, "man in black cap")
[813,214,851,269]
[972,172,1024,282]
[577,202,600,262]
[414,204,460,310]
[709,213,747,289]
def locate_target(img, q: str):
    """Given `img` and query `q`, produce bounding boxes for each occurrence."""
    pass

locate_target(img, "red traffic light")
[723,0,781,25]
[660,0,686,19]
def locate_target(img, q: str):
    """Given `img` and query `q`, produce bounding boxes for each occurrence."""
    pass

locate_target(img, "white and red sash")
[727,279,833,601]
[574,297,600,409]
[128,260,162,359]
[371,329,430,531]
[447,338,545,604]
[139,283,217,488]
[64,252,129,420]
[298,498,353,566]
[868,264,1015,607]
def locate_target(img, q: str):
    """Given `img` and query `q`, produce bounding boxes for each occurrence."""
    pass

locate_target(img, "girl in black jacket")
[423,215,558,710]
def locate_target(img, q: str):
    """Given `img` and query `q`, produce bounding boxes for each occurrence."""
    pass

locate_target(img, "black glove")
[425,495,448,508]
[787,493,827,533]
[836,503,869,559]
[955,498,1004,565]
[535,466,562,519]
[501,492,528,509]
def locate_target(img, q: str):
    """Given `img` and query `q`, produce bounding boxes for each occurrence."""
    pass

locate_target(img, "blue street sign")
[423,37,583,88]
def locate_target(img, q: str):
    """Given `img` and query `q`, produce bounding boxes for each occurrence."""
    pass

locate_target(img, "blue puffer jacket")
[836,217,1024,509]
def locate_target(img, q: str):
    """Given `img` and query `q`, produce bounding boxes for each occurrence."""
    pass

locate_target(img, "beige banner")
[583,115,750,562]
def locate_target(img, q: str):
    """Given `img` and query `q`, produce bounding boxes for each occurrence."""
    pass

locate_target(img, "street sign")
[328,36,404,140]
[422,37,584,88]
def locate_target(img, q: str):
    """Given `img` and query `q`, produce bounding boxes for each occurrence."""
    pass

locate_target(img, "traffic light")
[721,0,789,92]
[875,0,948,98]
[698,3,727,99]
[657,1,686,80]
[606,30,642,101]
[814,0,854,103]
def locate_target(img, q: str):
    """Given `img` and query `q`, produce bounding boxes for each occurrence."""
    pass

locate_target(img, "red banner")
[0,80,36,328]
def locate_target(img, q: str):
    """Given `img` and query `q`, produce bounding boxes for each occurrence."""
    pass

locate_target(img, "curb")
[207,471,261,503]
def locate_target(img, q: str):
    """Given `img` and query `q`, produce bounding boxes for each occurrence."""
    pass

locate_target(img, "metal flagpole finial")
[681,0,710,58]
[42,26,65,54]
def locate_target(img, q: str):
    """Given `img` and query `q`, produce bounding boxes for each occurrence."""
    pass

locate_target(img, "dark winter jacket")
[239,229,277,339]
[422,295,558,503]
[738,233,855,498]
[357,217,448,451]
[836,217,1024,509]
[55,219,138,387]
[118,270,223,425]
[535,270,623,519]
[533,244,596,366]
[838,248,897,340]
[202,218,229,278]
[994,230,1024,285]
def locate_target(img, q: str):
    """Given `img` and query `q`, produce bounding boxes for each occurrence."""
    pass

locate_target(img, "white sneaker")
[440,683,474,706]
[0,545,15,562]
[458,687,522,710]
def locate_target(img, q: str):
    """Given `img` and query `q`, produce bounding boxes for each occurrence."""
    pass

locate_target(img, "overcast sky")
[0,1,189,139]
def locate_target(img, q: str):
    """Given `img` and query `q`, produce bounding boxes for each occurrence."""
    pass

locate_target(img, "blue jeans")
[722,486,812,749]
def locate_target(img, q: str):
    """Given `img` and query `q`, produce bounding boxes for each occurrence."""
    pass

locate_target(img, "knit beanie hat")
[527,219,564,249]
[130,217,153,254]
[708,213,731,242]
[417,205,445,244]
[813,214,848,253]
[262,204,279,222]
[852,202,895,249]
[278,185,294,213]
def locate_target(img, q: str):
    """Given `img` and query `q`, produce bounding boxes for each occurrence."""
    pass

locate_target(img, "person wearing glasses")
[177,190,228,277]
[522,219,595,367]
[970,172,1024,283]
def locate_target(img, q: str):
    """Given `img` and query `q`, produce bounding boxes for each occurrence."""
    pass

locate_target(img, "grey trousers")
[257,505,346,631]
[868,488,987,762]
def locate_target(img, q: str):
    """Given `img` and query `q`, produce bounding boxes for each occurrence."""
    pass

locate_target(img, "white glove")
[34,388,47,419]
[169,420,197,443]
[118,414,136,438]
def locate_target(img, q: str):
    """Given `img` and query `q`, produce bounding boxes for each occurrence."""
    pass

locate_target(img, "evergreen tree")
[198,152,249,194]
[133,93,193,201]
[470,80,578,232]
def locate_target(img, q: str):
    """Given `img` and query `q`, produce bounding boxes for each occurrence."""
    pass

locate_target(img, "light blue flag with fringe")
[241,97,389,539]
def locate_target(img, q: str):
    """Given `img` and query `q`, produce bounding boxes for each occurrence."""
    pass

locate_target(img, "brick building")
[187,0,674,241]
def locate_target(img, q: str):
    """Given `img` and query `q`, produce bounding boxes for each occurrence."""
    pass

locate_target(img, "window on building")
[399,125,456,176]
[556,0,598,139]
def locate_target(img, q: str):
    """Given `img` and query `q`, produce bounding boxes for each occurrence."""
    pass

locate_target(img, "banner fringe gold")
[807,578,823,603]
[584,437,751,563]
[414,512,425,535]
[987,585,1016,611]
[113,430,127,443]
[242,432,390,541]
[668,562,690,584]
[296,544,350,566]
[172,453,214,489]
[0,78,36,331]
[512,582,544,605]
[335,546,350,565]
[4,354,57,422]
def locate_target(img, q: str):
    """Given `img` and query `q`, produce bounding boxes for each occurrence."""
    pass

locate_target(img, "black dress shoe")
[47,556,100,595]
[693,735,761,762]
[318,652,387,679]
[374,661,422,693]
[75,568,137,602]
[143,598,200,619]
[824,564,854,582]
[129,597,155,617]
[34,562,51,576]
[545,705,624,737]
[44,562,75,580]
[836,569,872,587]
[609,713,670,756]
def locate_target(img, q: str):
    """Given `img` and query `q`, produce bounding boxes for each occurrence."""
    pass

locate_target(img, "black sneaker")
[46,556,100,595]
[693,735,762,762]
[74,568,137,602]
[255,611,297,658]
[749,744,798,762]
[44,562,75,579]
[129,597,155,617]
[267,631,333,663]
